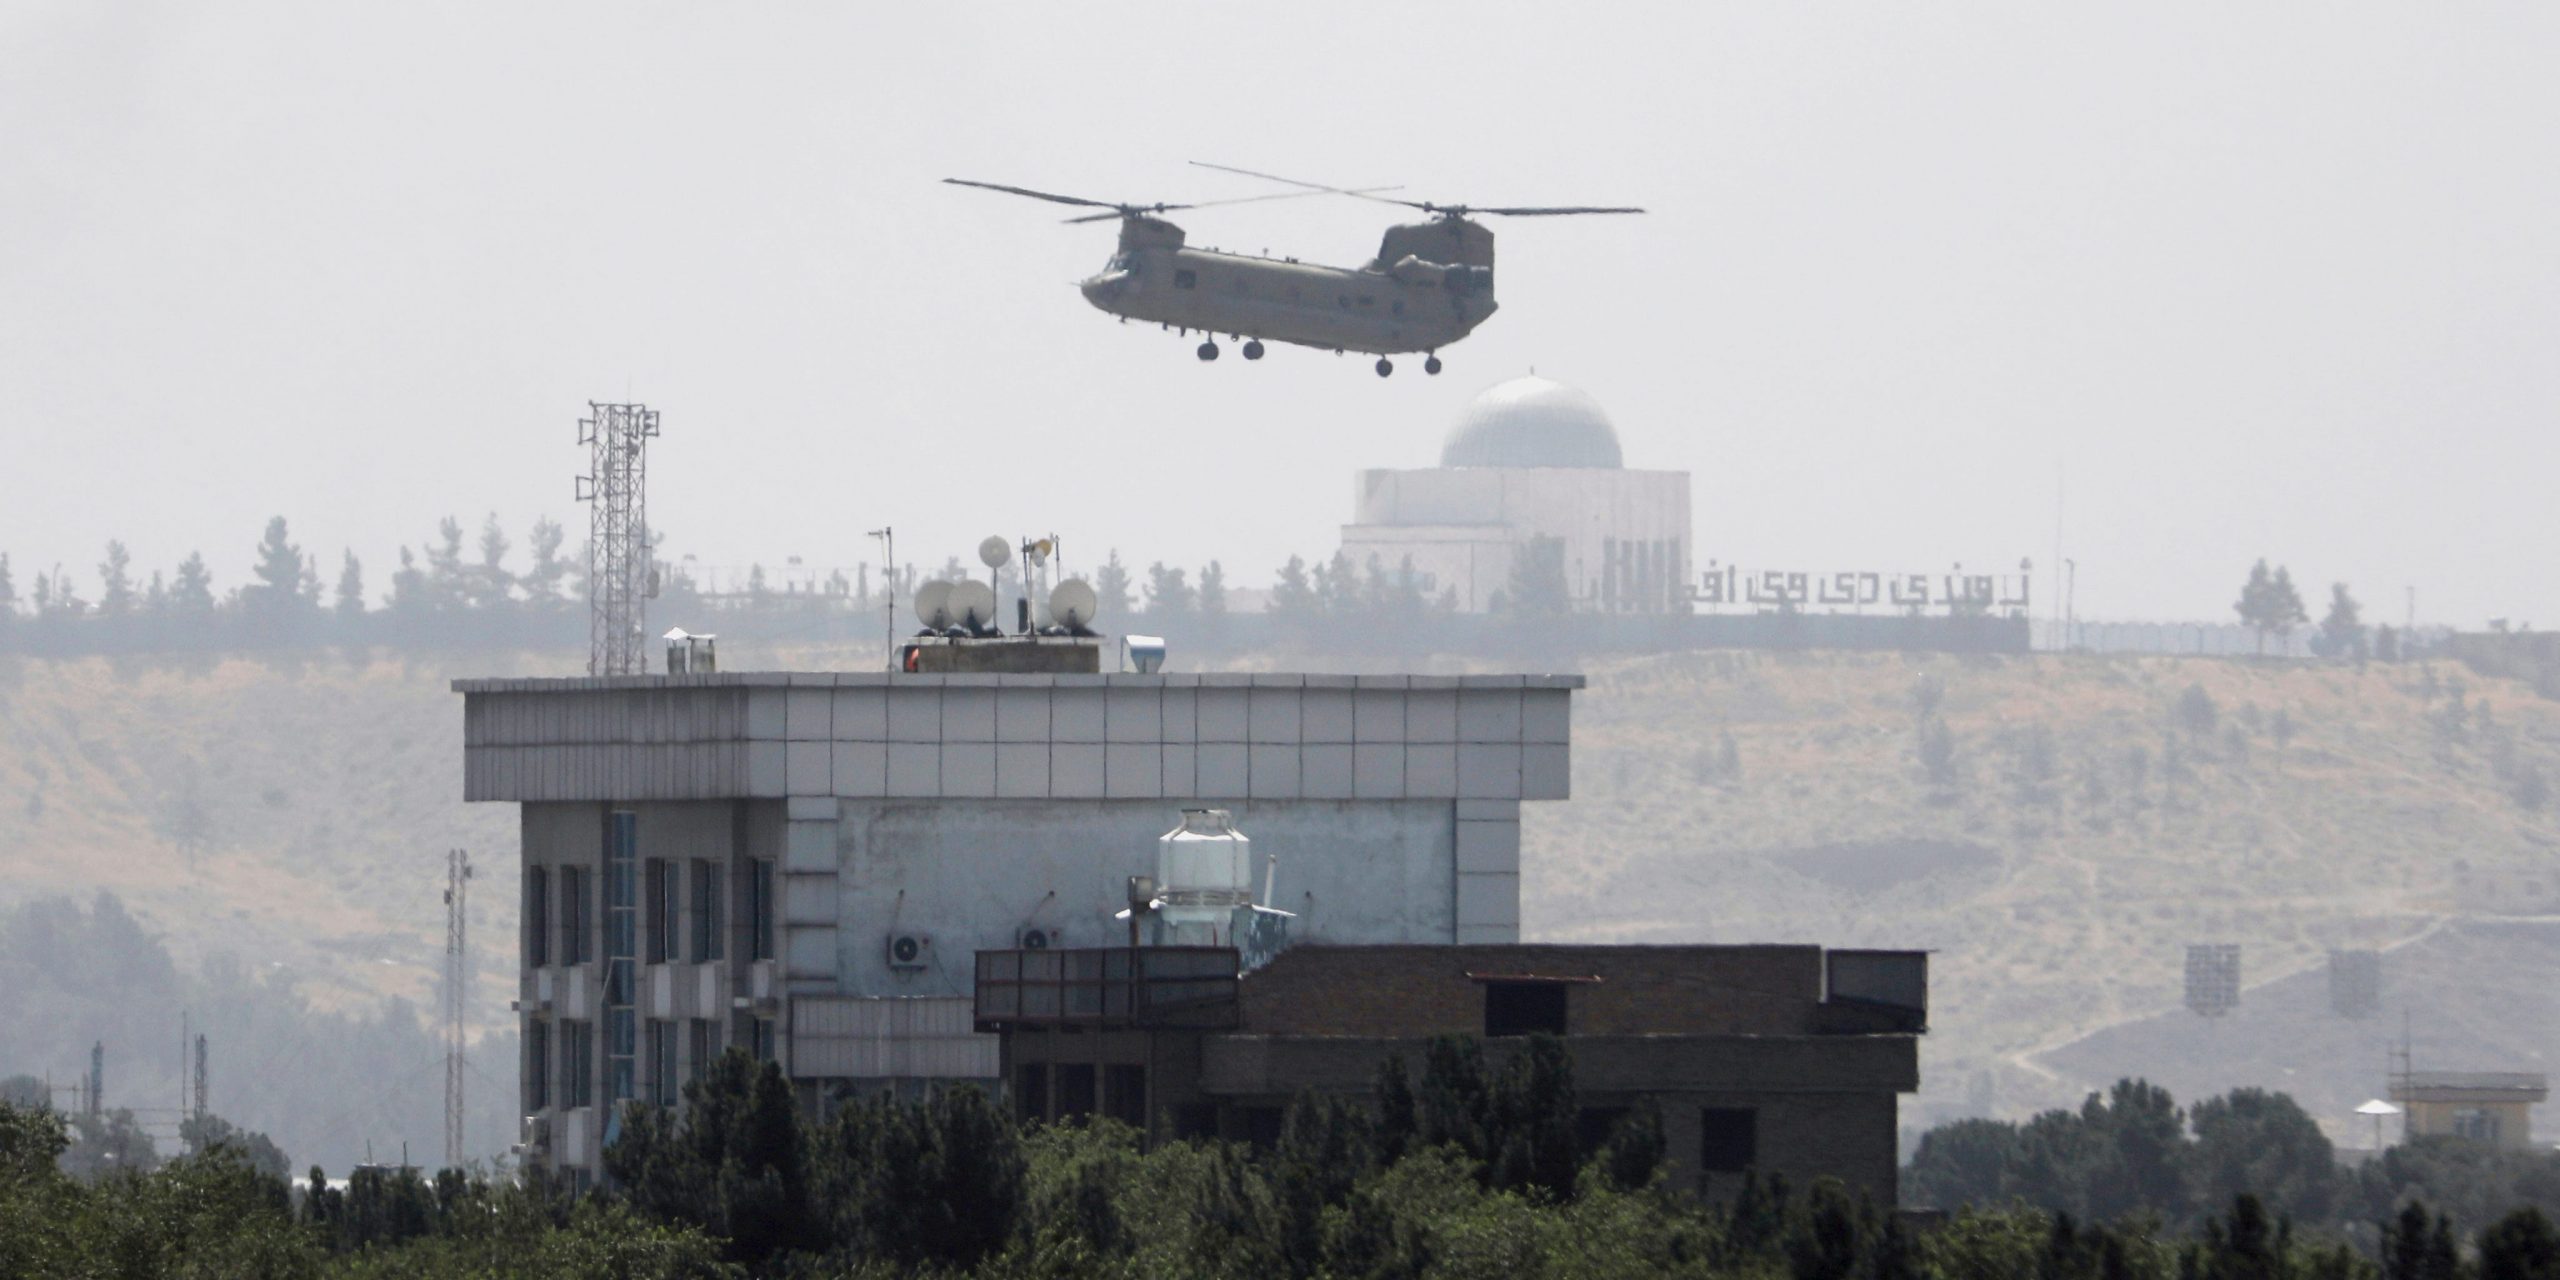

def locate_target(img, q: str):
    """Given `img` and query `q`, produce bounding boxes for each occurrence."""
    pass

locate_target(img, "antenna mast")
[578,403,661,676]
[192,1034,206,1127]
[443,848,471,1168]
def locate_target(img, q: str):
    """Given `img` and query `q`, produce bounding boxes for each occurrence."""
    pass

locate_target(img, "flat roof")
[452,672,1587,694]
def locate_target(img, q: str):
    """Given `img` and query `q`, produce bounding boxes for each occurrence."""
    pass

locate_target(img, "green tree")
[1269,555,1317,616]
[171,551,216,614]
[334,550,364,619]
[1198,560,1227,617]
[1504,535,1571,617]
[2190,1088,2338,1225]
[178,1111,291,1181]
[525,517,569,605]
[1144,562,1195,616]
[2479,1206,2560,1280]
[471,513,515,611]
[2320,583,2365,660]
[2236,560,2309,655]
[425,516,468,610]
[96,541,134,618]
[1093,550,1133,618]
[246,516,306,618]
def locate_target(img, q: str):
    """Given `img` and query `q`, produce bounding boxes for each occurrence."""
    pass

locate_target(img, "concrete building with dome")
[1339,375,1692,613]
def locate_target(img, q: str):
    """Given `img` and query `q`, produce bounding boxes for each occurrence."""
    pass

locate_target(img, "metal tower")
[443,847,471,1168]
[87,1041,102,1118]
[577,403,660,676]
[192,1034,206,1125]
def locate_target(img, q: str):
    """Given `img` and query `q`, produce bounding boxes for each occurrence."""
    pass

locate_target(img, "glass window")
[646,1020,677,1107]
[644,860,674,964]
[1484,981,1569,1037]
[749,859,777,962]
[691,860,724,963]
[1174,268,1197,290]
[751,1017,776,1063]
[562,1020,594,1109]
[689,1018,718,1084]
[605,812,639,1105]
[1700,1107,1757,1172]
[526,867,550,968]
[527,1020,551,1111]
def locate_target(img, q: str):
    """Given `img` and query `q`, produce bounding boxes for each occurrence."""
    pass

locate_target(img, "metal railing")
[974,947,1240,1031]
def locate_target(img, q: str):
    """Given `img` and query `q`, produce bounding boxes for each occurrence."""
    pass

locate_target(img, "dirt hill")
[1524,649,2560,1140]
[2,646,2552,1149]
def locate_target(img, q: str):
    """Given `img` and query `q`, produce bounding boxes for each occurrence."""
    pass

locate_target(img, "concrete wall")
[1233,944,1836,1038]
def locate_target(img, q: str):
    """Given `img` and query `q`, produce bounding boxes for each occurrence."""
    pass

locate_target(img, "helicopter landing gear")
[1242,339,1265,361]
[1197,340,1219,362]
[1424,354,1443,375]
[1375,357,1394,378]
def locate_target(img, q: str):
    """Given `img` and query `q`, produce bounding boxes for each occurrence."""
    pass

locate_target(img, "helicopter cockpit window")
[1174,269,1197,290]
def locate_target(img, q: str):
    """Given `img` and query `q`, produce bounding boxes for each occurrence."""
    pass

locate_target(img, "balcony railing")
[974,946,1240,1031]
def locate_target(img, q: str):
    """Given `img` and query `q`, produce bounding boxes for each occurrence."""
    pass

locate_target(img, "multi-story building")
[458,667,1578,1180]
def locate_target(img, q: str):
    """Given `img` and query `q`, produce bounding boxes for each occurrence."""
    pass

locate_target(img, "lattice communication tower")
[443,848,471,1168]
[192,1034,206,1125]
[2184,943,2242,1018]
[578,403,660,675]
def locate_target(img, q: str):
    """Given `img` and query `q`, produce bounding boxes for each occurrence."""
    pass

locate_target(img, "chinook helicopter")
[944,162,1642,377]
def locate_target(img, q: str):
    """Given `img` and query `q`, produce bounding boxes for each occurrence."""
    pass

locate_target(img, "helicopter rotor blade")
[1056,184,1408,225]
[1466,205,1647,217]
[1188,161,1425,211]
[942,178,1122,211]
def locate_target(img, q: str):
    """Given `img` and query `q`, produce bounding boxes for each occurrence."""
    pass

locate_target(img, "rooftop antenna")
[443,848,471,1169]
[577,403,661,676]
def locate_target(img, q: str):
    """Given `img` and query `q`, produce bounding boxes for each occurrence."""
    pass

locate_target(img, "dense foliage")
[14,1047,2560,1278]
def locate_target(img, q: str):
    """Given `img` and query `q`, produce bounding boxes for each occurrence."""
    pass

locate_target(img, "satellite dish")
[978,535,1012,570]
[914,580,955,629]
[1049,578,1099,631]
[949,580,998,629]
[1027,539,1052,566]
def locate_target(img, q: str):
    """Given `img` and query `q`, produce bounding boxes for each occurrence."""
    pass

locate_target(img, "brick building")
[978,942,1926,1202]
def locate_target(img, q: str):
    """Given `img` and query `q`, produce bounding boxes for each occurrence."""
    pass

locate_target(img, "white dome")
[1439,375,1622,469]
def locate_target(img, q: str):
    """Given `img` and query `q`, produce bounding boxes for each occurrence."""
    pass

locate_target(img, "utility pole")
[192,1034,206,1127]
[443,848,471,1169]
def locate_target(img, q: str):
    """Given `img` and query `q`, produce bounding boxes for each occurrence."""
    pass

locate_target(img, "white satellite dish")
[949,579,998,629]
[1026,538,1052,566]
[913,580,955,630]
[978,535,1012,570]
[1049,578,1099,631]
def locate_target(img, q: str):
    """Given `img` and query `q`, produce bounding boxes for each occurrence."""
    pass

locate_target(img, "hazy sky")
[6,3,2555,627]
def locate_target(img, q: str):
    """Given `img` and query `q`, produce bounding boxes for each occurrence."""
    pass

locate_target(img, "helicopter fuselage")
[1076,215,1499,357]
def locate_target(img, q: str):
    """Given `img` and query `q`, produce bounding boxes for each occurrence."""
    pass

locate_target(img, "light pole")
[868,527,894,669]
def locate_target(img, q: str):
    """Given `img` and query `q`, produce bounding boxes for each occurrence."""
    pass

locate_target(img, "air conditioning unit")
[886,933,932,969]
[1018,925,1062,950]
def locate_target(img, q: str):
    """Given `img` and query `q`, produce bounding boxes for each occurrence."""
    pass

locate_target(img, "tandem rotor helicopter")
[945,161,1643,377]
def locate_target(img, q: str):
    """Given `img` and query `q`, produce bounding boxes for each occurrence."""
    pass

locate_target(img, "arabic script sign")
[1698,563,2033,612]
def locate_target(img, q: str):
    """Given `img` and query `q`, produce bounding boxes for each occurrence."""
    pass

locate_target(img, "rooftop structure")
[1340,376,1690,613]
[2391,1071,2550,1148]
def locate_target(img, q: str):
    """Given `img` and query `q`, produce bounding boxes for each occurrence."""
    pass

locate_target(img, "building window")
[1484,981,1569,1037]
[1700,1107,1757,1173]
[689,1018,719,1084]
[526,1020,551,1111]
[2453,1108,2503,1144]
[646,1020,677,1106]
[561,1020,594,1108]
[751,1017,777,1063]
[604,812,639,1106]
[690,859,724,963]
[644,859,675,964]
[1016,1064,1049,1121]
[1174,268,1197,290]
[1576,1107,1630,1157]
[526,867,551,968]
[558,866,589,965]
[748,859,777,962]
[1054,1063,1097,1120]
[1104,1064,1147,1129]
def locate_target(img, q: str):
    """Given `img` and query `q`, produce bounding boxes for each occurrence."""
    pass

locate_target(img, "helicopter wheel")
[1424,355,1443,375]
[1196,340,1219,362]
[1375,357,1394,378]
[1242,340,1265,361]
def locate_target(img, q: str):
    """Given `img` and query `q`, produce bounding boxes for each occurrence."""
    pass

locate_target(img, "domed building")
[1338,376,1691,613]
